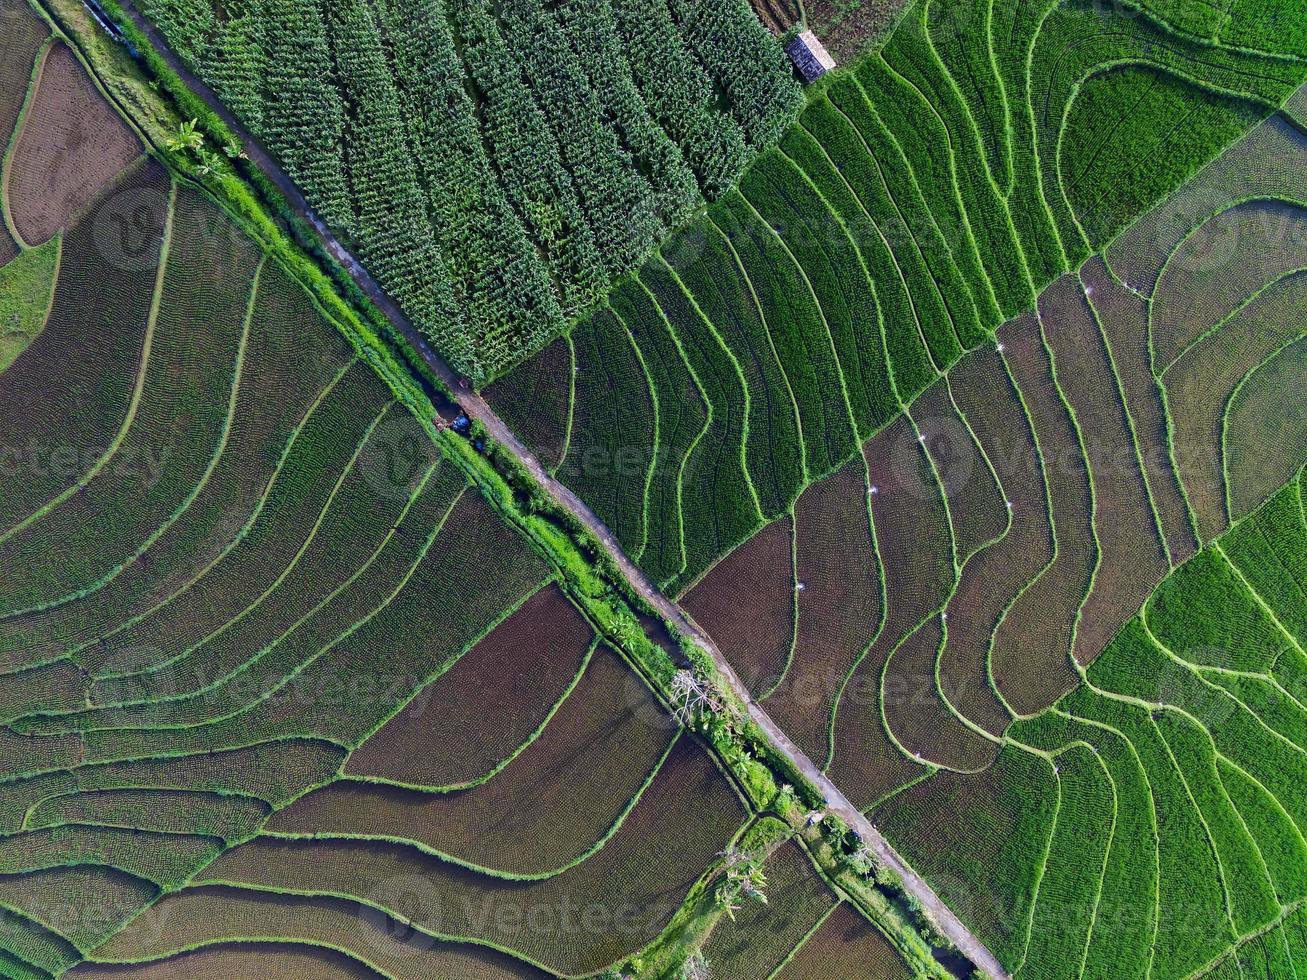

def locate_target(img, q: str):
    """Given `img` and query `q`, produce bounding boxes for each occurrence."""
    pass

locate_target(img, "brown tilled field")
[682,514,795,696]
[763,458,881,763]
[345,583,595,788]
[6,41,140,247]
[67,941,383,980]
[271,646,678,875]
[774,903,914,979]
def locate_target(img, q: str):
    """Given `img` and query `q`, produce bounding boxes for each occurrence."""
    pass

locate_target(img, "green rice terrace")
[0,0,1304,976]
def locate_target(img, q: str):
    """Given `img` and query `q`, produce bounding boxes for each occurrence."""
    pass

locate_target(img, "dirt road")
[89,6,1009,975]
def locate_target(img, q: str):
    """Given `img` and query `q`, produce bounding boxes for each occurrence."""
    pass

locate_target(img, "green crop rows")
[492,0,1307,595]
[873,470,1307,978]
[130,0,802,382]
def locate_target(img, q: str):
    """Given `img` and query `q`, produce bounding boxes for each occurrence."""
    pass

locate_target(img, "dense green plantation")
[490,0,1307,595]
[871,470,1307,977]
[128,0,802,382]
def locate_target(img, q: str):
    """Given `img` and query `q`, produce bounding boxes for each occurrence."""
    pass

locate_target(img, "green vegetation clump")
[0,236,58,373]
[130,0,802,382]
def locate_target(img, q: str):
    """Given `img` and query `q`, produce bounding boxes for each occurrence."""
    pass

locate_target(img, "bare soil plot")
[1080,256,1198,563]
[1223,335,1307,523]
[6,42,141,247]
[272,646,676,875]
[1041,275,1169,665]
[989,313,1091,716]
[765,457,881,763]
[0,160,163,537]
[910,380,1009,563]
[0,0,48,265]
[937,342,1042,737]
[774,903,913,979]
[883,616,997,771]
[701,840,837,980]
[197,739,746,976]
[681,514,795,697]
[1165,272,1307,540]
[68,941,381,980]
[85,887,547,980]
[346,583,593,788]
[804,0,905,64]
[1151,201,1307,372]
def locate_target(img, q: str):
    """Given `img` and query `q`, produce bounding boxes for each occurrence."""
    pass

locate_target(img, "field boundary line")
[0,35,53,251]
[0,175,173,549]
[0,253,264,624]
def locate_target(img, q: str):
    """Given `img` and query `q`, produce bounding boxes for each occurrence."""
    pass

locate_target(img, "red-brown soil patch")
[989,308,1093,715]
[69,941,382,980]
[1042,274,1169,665]
[682,515,794,696]
[0,160,163,541]
[764,457,881,763]
[7,42,141,247]
[274,646,676,875]
[199,739,746,976]
[346,583,593,788]
[1081,257,1197,563]
[86,887,547,980]
[937,339,1044,736]
[775,903,913,979]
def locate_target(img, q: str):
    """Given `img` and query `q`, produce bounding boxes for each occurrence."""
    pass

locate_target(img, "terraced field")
[699,836,918,979]
[491,0,1307,596]
[0,4,794,974]
[872,470,1307,977]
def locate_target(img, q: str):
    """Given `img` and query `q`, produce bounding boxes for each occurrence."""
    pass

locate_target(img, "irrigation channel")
[62,2,1010,974]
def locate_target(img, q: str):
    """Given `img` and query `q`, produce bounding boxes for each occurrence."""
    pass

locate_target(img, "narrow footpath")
[90,5,1010,975]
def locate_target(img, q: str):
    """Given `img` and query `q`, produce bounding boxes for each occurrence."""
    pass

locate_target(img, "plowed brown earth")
[1080,256,1197,563]
[0,0,48,265]
[989,310,1092,715]
[764,458,881,762]
[198,739,745,976]
[682,514,794,696]
[85,887,547,980]
[937,340,1041,737]
[68,941,381,980]
[775,903,914,979]
[271,647,677,875]
[1041,274,1169,665]
[7,42,140,247]
[346,584,593,788]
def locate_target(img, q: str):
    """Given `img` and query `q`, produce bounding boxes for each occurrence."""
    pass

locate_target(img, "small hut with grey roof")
[785,30,836,83]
